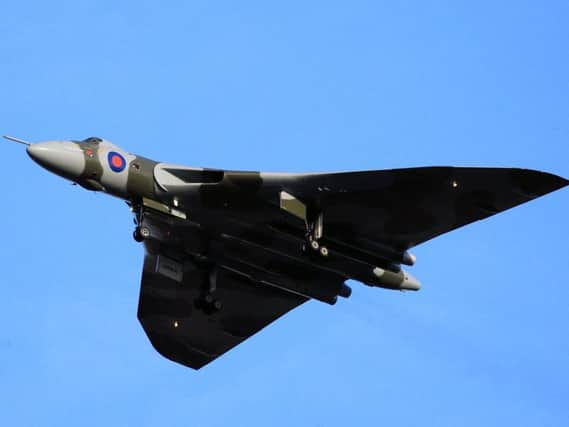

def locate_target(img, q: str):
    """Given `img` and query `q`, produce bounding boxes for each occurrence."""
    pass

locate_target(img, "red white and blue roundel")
[108,151,126,172]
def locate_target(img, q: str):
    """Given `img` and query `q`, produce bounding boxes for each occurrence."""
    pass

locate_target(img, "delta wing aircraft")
[6,135,568,369]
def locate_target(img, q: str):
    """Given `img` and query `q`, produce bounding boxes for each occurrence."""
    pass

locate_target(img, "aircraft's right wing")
[262,167,568,250]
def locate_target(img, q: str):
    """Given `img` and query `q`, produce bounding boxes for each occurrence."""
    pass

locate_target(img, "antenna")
[3,135,31,146]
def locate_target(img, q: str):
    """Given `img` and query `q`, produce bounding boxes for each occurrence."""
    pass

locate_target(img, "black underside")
[136,167,568,369]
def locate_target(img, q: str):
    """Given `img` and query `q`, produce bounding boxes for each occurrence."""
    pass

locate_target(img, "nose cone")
[27,141,85,181]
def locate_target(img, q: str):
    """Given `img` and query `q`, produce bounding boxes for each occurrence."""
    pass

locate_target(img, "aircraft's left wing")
[137,250,309,369]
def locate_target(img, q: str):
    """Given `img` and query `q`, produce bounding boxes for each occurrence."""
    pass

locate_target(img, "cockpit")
[78,137,125,154]
[82,137,103,144]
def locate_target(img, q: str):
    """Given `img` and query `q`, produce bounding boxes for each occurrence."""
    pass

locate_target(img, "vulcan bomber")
[6,135,568,369]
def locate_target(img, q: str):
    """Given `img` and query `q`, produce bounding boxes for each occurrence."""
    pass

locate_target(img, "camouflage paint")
[21,135,569,369]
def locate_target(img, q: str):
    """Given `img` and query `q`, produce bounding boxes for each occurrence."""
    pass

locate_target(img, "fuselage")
[24,136,423,294]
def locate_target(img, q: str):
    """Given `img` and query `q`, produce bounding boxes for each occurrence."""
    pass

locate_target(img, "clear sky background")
[1,1,568,426]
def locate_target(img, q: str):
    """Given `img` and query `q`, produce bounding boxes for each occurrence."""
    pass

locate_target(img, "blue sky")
[1,1,568,426]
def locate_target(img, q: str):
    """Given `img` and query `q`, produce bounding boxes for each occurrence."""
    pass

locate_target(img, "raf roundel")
[108,151,126,172]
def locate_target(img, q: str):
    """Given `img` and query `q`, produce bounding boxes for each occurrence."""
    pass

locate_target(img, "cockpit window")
[83,137,102,144]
